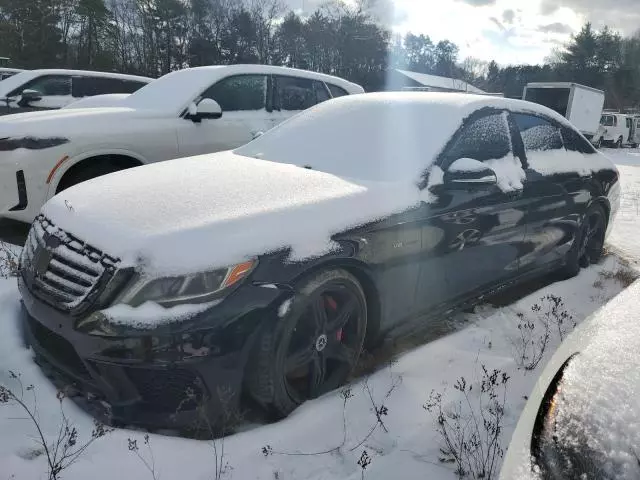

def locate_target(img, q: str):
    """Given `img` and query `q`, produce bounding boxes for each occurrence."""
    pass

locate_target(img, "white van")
[596,113,640,148]
[0,69,152,115]
[0,64,364,224]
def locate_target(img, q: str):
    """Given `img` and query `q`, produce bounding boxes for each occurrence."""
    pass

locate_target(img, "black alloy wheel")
[578,208,606,268]
[559,205,606,278]
[246,269,367,417]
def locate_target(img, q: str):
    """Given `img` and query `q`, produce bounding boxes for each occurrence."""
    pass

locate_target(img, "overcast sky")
[284,0,637,65]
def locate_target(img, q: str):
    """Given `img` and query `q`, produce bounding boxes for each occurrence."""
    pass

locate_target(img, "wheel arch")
[48,149,147,196]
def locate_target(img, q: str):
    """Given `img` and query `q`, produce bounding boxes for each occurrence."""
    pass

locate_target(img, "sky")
[285,0,639,66]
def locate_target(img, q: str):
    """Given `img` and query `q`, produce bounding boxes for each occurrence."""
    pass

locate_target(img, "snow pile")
[605,150,640,265]
[533,281,640,479]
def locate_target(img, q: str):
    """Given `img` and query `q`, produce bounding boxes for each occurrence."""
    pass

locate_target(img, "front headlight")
[121,260,257,308]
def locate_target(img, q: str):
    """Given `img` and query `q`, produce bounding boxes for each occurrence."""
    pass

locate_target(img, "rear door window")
[513,114,564,152]
[274,76,319,111]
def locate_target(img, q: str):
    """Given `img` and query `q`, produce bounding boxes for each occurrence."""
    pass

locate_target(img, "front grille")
[21,215,120,314]
[126,368,205,413]
[28,316,90,379]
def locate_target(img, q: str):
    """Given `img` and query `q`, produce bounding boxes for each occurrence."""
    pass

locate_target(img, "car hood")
[0,107,160,138]
[42,151,424,276]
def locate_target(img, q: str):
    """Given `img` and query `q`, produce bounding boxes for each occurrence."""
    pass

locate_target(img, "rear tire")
[246,269,367,418]
[559,204,607,279]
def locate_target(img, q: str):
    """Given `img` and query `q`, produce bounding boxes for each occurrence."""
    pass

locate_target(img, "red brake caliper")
[325,296,343,341]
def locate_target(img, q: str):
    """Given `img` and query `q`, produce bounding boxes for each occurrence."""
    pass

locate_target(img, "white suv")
[0,69,152,115]
[0,64,363,223]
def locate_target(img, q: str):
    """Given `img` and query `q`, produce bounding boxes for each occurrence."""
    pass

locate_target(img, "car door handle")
[251,131,264,139]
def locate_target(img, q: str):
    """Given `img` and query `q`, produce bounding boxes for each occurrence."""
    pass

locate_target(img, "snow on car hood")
[0,107,161,138]
[42,152,428,276]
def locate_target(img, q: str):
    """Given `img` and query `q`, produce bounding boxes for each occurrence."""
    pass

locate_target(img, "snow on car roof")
[0,69,152,97]
[236,91,572,182]
[122,64,363,114]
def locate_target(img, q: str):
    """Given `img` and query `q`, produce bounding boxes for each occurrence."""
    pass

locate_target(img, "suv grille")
[21,215,120,314]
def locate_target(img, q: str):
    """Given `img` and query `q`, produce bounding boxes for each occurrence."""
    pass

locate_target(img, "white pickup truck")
[0,64,363,224]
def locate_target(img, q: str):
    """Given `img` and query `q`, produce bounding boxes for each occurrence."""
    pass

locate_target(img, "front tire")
[615,137,623,149]
[246,269,367,418]
[559,205,606,278]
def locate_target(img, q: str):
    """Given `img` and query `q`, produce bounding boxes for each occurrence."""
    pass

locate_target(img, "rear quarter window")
[327,83,349,98]
[562,127,596,154]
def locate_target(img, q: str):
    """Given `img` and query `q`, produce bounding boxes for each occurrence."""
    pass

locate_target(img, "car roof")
[172,64,363,93]
[122,65,364,113]
[25,69,153,82]
[236,92,578,183]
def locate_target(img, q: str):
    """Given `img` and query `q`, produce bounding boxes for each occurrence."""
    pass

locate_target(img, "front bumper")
[19,275,282,429]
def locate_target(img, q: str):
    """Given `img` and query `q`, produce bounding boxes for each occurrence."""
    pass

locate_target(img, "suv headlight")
[120,260,257,308]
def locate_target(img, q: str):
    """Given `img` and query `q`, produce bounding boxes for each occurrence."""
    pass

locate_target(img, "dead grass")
[0,242,19,279]
[597,261,639,288]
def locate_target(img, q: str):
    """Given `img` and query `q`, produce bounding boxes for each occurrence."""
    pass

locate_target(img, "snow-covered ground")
[1,148,640,480]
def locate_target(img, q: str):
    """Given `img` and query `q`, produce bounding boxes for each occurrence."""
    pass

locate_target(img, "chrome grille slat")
[51,252,101,277]
[34,278,77,303]
[47,259,94,287]
[21,215,121,313]
[42,272,88,296]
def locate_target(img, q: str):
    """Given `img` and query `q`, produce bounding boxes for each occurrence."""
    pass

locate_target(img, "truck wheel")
[594,137,602,149]
[615,137,623,149]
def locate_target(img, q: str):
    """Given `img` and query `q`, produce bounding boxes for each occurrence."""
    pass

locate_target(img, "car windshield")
[122,67,225,112]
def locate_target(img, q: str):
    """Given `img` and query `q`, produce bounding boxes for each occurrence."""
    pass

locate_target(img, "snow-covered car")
[62,93,130,109]
[18,93,619,428]
[0,69,151,115]
[0,64,363,224]
[501,279,640,480]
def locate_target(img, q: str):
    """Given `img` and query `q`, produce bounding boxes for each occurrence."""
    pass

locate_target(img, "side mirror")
[444,158,497,188]
[187,98,222,123]
[19,89,42,105]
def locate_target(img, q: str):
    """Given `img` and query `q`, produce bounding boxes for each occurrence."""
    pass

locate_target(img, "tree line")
[1,0,639,108]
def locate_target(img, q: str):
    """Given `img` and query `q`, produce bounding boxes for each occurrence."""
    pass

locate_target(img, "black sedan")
[17,92,619,429]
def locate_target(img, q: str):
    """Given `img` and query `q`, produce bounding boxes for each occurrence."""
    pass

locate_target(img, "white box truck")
[522,82,605,140]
